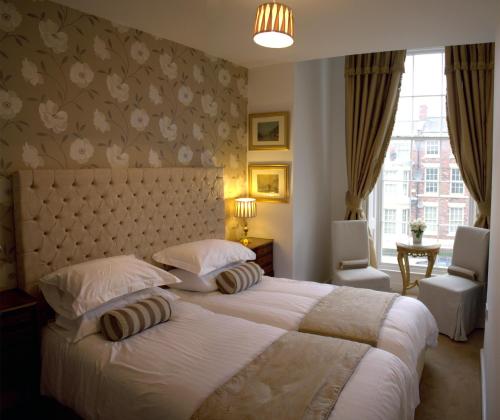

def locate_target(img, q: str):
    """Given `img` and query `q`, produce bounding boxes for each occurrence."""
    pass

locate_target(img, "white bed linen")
[41,300,419,420]
[173,276,439,376]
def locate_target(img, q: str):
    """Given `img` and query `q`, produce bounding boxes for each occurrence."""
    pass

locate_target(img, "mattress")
[173,276,439,377]
[41,300,419,420]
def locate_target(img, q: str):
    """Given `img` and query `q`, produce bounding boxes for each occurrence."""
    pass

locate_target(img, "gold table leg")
[397,251,411,296]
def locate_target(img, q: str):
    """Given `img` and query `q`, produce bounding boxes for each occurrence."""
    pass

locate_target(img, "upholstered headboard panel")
[13,168,225,295]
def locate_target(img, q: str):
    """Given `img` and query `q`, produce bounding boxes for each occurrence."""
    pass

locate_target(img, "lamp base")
[240,237,250,247]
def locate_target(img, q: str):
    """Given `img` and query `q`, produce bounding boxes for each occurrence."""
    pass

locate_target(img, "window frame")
[450,166,465,196]
[369,48,475,274]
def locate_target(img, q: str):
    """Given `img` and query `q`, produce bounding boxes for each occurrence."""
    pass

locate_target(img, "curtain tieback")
[345,191,363,212]
[477,201,490,217]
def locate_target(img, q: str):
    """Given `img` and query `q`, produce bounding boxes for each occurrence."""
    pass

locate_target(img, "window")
[402,170,410,196]
[425,140,440,156]
[384,209,397,234]
[401,208,409,234]
[425,167,439,194]
[424,206,438,234]
[449,207,464,234]
[385,183,397,195]
[371,49,473,268]
[450,168,464,195]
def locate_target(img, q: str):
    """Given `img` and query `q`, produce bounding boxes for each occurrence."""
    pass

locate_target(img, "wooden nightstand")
[0,289,40,415]
[246,238,274,276]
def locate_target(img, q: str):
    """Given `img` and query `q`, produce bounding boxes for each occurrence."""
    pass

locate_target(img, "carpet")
[415,330,483,420]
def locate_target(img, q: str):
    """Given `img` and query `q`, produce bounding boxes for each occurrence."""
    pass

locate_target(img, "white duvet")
[173,276,439,376]
[41,300,419,420]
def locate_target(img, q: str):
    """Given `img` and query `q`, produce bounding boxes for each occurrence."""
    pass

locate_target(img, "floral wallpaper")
[0,0,248,290]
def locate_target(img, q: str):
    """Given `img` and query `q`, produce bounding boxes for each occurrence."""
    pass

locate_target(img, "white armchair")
[418,226,490,341]
[331,220,391,292]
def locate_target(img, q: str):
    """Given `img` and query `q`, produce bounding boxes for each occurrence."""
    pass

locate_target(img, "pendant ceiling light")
[253,2,294,49]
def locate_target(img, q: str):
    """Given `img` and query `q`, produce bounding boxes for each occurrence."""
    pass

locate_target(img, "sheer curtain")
[344,50,406,266]
[445,43,495,228]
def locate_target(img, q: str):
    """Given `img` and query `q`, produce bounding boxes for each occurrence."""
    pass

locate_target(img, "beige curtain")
[344,50,406,267]
[445,43,495,228]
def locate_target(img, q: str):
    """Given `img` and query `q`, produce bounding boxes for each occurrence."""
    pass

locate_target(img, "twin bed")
[12,168,438,420]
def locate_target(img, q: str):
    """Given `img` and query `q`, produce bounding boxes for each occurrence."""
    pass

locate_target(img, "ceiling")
[52,0,498,68]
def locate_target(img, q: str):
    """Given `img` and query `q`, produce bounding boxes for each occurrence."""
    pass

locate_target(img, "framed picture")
[248,164,290,203]
[248,112,289,150]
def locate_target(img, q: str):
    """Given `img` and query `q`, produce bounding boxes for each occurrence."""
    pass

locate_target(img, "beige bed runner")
[191,331,369,420]
[299,287,399,346]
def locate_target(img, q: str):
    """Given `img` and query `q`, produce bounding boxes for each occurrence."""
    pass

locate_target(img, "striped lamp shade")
[253,2,294,49]
[235,198,257,219]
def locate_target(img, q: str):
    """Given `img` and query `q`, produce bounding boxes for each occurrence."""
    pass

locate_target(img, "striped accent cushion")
[100,295,172,341]
[216,262,262,294]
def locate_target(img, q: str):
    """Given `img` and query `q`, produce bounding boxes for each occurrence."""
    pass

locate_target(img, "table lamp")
[235,197,256,246]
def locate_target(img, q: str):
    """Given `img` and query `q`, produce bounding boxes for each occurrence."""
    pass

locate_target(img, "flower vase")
[412,232,423,245]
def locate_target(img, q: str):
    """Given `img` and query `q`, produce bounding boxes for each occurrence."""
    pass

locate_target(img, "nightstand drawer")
[254,244,272,258]
[256,253,273,267]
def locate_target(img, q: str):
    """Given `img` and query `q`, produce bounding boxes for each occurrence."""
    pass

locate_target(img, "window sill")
[380,262,447,275]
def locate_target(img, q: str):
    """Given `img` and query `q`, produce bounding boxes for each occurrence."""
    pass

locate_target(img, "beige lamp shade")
[253,2,294,49]
[235,198,257,218]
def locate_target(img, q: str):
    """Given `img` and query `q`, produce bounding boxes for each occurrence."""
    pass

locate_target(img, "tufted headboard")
[13,168,225,296]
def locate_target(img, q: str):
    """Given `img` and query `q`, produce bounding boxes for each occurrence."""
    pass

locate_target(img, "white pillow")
[152,239,256,276]
[40,255,180,319]
[54,287,178,343]
[168,262,242,292]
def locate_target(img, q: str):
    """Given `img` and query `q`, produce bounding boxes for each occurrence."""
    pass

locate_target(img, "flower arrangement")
[410,219,427,244]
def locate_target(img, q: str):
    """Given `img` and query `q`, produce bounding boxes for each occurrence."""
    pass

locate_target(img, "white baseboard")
[480,348,486,420]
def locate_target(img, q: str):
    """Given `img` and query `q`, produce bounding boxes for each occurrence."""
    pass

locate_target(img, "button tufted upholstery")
[13,168,225,296]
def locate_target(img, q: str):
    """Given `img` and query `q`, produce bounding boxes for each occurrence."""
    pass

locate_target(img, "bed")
[173,276,438,378]
[13,168,420,419]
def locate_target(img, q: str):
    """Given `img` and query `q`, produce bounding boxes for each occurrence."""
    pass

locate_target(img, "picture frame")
[248,163,290,203]
[248,112,289,150]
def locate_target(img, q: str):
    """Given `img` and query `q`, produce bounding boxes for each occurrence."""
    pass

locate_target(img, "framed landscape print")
[248,112,289,150]
[248,164,290,203]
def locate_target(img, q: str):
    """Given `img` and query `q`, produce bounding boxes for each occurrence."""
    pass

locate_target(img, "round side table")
[396,242,441,295]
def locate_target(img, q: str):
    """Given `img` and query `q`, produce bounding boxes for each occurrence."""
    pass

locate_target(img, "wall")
[0,0,248,290]
[247,63,294,278]
[328,58,348,222]
[248,58,347,281]
[292,59,331,281]
[483,23,500,420]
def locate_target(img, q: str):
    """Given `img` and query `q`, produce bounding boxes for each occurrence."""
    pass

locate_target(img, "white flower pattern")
[230,102,239,118]
[22,143,44,169]
[177,145,193,165]
[193,65,204,84]
[177,85,193,106]
[148,149,161,168]
[106,73,129,102]
[0,90,22,120]
[94,36,110,60]
[201,149,215,167]
[130,41,150,64]
[38,99,67,133]
[21,59,44,86]
[148,84,163,105]
[106,144,129,168]
[159,53,177,79]
[39,19,68,53]
[0,1,22,32]
[93,109,110,133]
[69,62,94,88]
[218,121,230,139]
[201,94,217,117]
[218,69,231,87]
[159,116,177,141]
[130,108,150,131]
[193,123,204,141]
[69,138,94,164]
